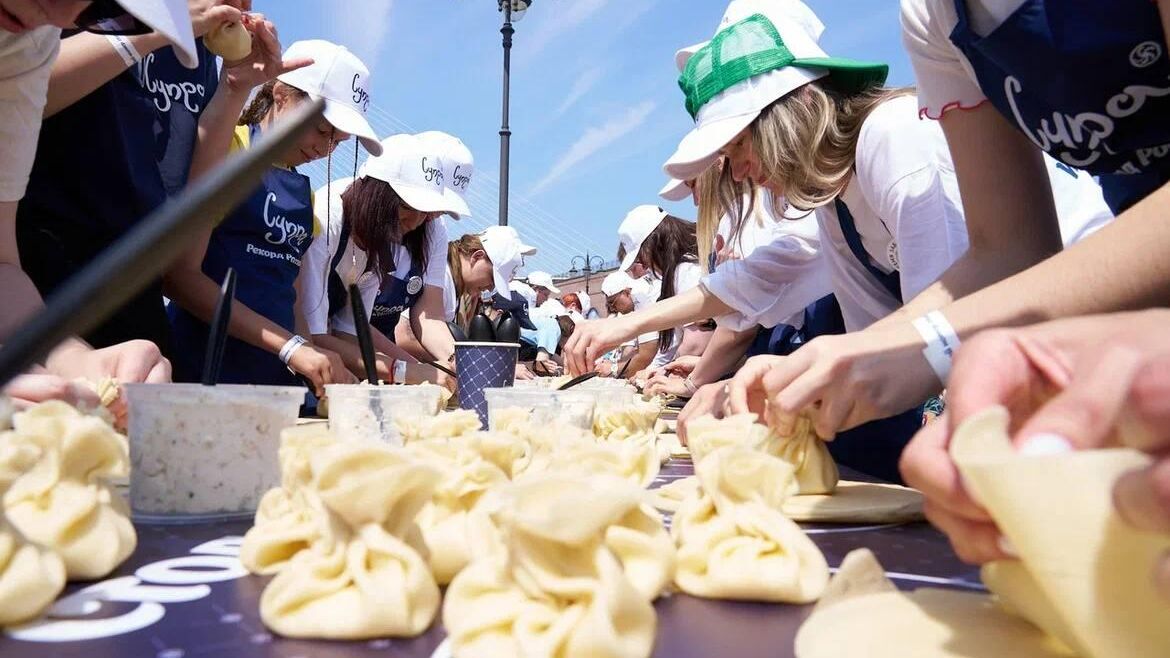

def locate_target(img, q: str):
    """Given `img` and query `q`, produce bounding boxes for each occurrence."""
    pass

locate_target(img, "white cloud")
[529,100,656,195]
[554,66,603,116]
[328,0,394,63]
[522,0,612,57]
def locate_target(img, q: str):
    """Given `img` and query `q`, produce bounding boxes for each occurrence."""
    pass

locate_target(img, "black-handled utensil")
[616,357,636,380]
[427,361,457,378]
[349,284,379,384]
[557,371,599,390]
[0,98,326,388]
[201,267,236,386]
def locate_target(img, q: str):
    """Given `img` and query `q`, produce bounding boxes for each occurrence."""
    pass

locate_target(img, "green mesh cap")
[678,14,889,120]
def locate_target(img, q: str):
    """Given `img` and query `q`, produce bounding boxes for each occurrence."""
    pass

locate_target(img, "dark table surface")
[1,462,981,658]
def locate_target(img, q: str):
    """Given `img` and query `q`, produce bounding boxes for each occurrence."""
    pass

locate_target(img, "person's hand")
[899,309,1170,566]
[726,326,938,438]
[289,345,353,396]
[3,374,100,411]
[677,381,730,446]
[221,13,312,92]
[43,340,172,429]
[645,371,689,398]
[563,316,638,376]
[187,0,249,38]
[662,355,700,378]
[595,360,614,378]
[515,363,536,380]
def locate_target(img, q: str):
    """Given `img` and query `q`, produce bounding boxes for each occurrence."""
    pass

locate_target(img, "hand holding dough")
[0,401,135,581]
[205,20,252,60]
[443,474,673,658]
[686,413,838,495]
[672,446,829,603]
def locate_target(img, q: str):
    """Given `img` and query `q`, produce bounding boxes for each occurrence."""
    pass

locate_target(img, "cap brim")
[321,100,383,156]
[490,265,512,301]
[123,0,198,69]
[658,177,692,202]
[441,188,471,219]
[520,244,538,256]
[663,111,755,181]
[392,181,463,214]
[793,57,889,95]
[619,248,641,274]
[674,40,706,73]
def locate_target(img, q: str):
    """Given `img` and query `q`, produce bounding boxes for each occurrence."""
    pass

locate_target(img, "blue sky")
[270,1,915,275]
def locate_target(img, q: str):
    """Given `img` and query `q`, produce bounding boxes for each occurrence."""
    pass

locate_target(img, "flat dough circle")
[795,589,1077,657]
[781,481,924,523]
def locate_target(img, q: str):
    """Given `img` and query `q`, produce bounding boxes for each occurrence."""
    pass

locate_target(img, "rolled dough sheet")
[782,481,923,523]
[795,587,1077,657]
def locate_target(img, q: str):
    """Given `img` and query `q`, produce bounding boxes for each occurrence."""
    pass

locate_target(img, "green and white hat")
[663,3,888,181]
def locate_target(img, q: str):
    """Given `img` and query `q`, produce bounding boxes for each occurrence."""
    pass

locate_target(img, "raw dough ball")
[205,21,252,60]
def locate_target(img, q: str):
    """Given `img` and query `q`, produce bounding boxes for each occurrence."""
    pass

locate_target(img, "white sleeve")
[303,183,345,336]
[704,219,833,331]
[0,28,58,202]
[443,268,458,322]
[854,103,970,302]
[422,218,449,287]
[900,0,987,120]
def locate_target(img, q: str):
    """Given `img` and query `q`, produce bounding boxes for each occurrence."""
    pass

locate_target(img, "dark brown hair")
[447,234,485,327]
[636,215,699,347]
[556,315,576,350]
[340,177,429,286]
[239,81,309,126]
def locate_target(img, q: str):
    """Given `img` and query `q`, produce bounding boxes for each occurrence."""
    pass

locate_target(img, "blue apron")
[168,125,314,386]
[369,258,425,338]
[949,0,1170,212]
[17,41,218,352]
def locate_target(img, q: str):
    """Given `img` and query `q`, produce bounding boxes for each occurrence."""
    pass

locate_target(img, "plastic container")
[325,383,443,445]
[125,384,304,523]
[484,387,596,431]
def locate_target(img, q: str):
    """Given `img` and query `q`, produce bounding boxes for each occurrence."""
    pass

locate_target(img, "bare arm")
[44,31,170,117]
[394,314,431,362]
[689,325,756,387]
[624,340,658,381]
[409,284,456,365]
[674,324,713,360]
[625,285,732,338]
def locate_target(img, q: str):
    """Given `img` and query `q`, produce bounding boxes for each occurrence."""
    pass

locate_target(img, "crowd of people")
[0,0,1167,597]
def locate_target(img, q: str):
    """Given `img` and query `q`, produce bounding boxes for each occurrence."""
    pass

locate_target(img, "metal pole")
[498,2,514,226]
[583,252,592,294]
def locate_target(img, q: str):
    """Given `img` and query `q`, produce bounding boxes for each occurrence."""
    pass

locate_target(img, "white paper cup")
[125,384,304,522]
[325,383,443,445]
[484,387,596,431]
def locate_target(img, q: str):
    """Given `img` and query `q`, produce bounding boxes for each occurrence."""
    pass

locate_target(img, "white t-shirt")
[900,0,1027,120]
[0,28,59,202]
[819,95,1114,332]
[703,193,832,332]
[442,267,457,323]
[303,178,450,335]
[649,261,704,369]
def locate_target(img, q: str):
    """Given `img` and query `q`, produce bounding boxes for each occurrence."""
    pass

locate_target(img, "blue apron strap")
[326,219,353,319]
[834,198,903,303]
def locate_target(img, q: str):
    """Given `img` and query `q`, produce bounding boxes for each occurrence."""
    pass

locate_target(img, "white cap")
[508,280,537,309]
[527,271,561,294]
[658,177,693,202]
[480,225,526,297]
[576,290,593,314]
[540,299,569,317]
[601,271,634,297]
[120,0,198,69]
[673,0,825,73]
[415,131,474,218]
[663,1,832,181]
[360,134,465,214]
[617,205,668,273]
[489,225,536,256]
[277,40,382,156]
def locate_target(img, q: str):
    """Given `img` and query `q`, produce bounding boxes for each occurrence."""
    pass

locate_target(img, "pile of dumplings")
[0,401,136,626]
[244,407,837,656]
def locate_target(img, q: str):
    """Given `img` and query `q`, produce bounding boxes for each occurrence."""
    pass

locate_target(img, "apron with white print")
[369,259,426,338]
[169,125,314,385]
[949,0,1170,212]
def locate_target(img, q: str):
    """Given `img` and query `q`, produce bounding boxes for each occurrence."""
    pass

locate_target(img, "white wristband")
[392,359,407,384]
[279,335,308,366]
[912,311,961,383]
[105,34,142,67]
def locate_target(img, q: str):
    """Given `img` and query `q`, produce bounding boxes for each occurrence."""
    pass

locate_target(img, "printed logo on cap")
[453,165,472,191]
[351,73,370,112]
[421,158,444,186]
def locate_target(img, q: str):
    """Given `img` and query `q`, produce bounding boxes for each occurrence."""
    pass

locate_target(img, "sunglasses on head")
[75,0,151,35]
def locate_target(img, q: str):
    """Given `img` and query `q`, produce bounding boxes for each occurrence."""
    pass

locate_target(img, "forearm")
[395,317,432,361]
[690,326,756,386]
[418,318,455,364]
[370,327,417,364]
[312,333,364,375]
[626,342,657,378]
[164,269,292,355]
[189,70,253,182]
[675,324,712,360]
[627,286,732,338]
[46,31,170,117]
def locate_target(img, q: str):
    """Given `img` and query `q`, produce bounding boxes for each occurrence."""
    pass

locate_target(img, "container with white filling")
[484,388,597,431]
[125,384,304,522]
[325,383,443,445]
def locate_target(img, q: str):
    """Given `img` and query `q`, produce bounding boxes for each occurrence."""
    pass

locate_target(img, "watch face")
[406,276,423,296]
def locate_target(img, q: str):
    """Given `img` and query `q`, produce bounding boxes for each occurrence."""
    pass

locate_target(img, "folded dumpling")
[594,400,671,464]
[686,413,837,495]
[396,409,482,444]
[672,446,829,603]
[259,442,442,639]
[0,402,135,581]
[543,440,660,488]
[406,439,511,584]
[0,511,66,626]
[443,474,673,658]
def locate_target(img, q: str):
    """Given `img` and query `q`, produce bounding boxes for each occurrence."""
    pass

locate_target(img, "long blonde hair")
[447,234,485,328]
[749,82,913,212]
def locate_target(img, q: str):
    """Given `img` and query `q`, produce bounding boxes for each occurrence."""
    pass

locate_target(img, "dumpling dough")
[259,442,442,639]
[395,409,482,444]
[443,474,673,658]
[240,425,338,575]
[406,439,510,584]
[686,413,837,495]
[594,400,672,464]
[950,406,1170,658]
[0,401,135,581]
[204,20,252,60]
[544,440,660,488]
[0,440,66,626]
[672,446,829,603]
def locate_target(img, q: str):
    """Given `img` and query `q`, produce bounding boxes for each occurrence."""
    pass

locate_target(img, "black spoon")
[201,268,236,386]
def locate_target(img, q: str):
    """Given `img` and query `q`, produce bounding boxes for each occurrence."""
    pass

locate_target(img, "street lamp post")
[497,0,532,227]
[570,254,605,294]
